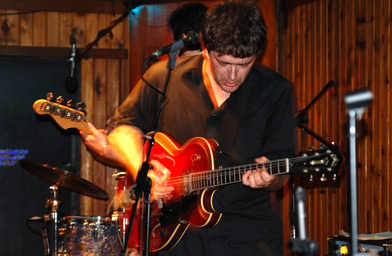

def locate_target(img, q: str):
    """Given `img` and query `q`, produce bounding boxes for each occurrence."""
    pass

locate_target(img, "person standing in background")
[167,3,207,57]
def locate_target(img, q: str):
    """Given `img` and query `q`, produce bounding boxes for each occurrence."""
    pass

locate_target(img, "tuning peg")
[46,92,53,101]
[66,99,73,107]
[320,174,327,182]
[76,102,86,111]
[309,175,313,182]
[56,96,64,104]
[333,174,337,181]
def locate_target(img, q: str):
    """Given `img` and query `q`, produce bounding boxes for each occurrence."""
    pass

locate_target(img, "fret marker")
[285,158,289,173]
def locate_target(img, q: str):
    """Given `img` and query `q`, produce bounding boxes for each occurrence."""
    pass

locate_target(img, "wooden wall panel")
[280,0,392,254]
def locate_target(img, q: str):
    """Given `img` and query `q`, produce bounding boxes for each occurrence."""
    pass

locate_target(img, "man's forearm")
[108,125,145,181]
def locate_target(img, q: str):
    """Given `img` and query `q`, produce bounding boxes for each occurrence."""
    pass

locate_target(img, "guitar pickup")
[159,193,197,227]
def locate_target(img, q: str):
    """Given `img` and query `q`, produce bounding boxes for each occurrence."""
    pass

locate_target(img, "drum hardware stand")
[112,171,129,246]
[19,159,109,255]
[289,187,319,256]
[42,215,51,256]
[46,177,66,256]
[344,88,373,256]
[26,215,51,256]
[292,80,336,249]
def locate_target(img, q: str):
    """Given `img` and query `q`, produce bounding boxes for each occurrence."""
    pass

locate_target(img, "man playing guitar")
[82,2,297,256]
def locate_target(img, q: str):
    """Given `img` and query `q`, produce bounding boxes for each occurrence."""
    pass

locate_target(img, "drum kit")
[19,159,128,256]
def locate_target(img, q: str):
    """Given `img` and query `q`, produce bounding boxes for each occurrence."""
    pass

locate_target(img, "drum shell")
[59,216,121,256]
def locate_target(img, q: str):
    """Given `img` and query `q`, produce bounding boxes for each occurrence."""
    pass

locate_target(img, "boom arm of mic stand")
[78,0,143,61]
[296,80,335,114]
[295,80,336,150]
[297,123,335,149]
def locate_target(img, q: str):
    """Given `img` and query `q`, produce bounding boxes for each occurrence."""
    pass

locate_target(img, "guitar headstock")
[33,93,90,133]
[291,146,343,182]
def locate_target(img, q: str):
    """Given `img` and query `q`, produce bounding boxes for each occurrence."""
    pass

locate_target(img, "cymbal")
[19,159,108,200]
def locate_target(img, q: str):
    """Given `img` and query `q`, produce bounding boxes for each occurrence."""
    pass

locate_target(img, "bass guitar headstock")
[33,92,90,133]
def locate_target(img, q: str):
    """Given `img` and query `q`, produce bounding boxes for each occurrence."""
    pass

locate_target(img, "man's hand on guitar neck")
[242,156,288,191]
[80,122,108,155]
[80,122,124,168]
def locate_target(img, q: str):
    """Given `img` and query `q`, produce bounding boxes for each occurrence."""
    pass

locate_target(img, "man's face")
[207,51,257,93]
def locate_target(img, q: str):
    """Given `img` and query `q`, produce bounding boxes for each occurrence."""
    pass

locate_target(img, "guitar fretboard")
[189,159,290,191]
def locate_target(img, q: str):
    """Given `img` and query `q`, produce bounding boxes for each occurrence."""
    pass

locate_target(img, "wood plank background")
[280,0,392,254]
[4,0,391,255]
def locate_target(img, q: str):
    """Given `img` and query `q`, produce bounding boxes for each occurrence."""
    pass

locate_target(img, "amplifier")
[327,236,392,256]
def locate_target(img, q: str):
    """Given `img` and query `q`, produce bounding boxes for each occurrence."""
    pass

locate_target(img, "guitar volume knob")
[159,229,168,238]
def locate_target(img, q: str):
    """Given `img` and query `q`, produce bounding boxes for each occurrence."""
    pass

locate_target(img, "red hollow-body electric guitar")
[124,132,342,252]
[33,97,343,253]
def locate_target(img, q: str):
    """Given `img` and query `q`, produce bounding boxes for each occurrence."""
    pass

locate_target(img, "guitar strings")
[157,154,329,187]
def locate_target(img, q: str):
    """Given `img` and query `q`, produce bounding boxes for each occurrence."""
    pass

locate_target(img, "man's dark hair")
[167,3,208,51]
[202,1,267,58]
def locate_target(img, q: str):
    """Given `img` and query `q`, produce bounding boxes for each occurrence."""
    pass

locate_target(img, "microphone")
[145,31,199,62]
[65,34,78,93]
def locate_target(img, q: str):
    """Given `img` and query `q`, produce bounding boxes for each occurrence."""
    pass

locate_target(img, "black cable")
[25,217,44,237]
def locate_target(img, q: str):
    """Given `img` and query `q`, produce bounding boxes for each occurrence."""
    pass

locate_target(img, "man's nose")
[228,65,238,80]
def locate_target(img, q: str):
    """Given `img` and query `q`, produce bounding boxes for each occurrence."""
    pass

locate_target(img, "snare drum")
[59,216,121,256]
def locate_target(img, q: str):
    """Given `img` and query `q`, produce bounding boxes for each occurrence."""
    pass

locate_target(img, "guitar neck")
[186,149,341,192]
[188,158,290,192]
[71,120,90,134]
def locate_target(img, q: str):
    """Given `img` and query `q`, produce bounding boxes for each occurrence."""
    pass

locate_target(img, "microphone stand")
[291,80,335,253]
[344,89,373,256]
[66,0,143,88]
[289,187,319,256]
[295,80,335,151]
[119,45,181,256]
